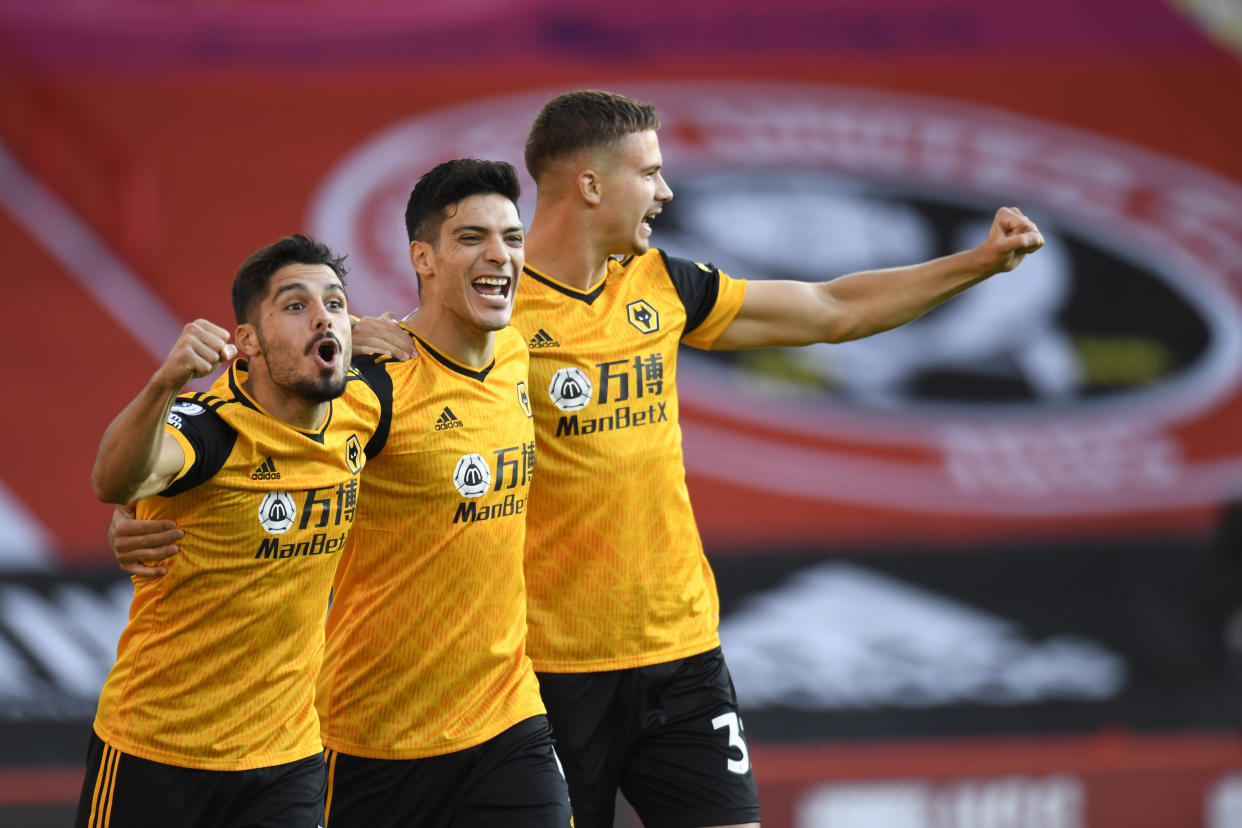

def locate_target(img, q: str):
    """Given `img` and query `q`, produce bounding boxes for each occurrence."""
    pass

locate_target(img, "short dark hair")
[404,159,522,244]
[232,234,347,325]
[524,90,661,182]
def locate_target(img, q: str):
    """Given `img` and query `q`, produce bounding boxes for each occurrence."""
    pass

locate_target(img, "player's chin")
[485,316,513,332]
[299,369,350,403]
[477,307,514,332]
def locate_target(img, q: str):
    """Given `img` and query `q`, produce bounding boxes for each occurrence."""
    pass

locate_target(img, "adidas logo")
[528,328,560,349]
[435,406,464,431]
[251,457,281,480]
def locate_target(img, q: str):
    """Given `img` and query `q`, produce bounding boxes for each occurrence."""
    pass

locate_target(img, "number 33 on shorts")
[711,711,751,774]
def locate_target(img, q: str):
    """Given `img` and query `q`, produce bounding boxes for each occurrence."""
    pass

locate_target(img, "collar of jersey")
[225,359,336,437]
[522,263,613,306]
[403,329,496,383]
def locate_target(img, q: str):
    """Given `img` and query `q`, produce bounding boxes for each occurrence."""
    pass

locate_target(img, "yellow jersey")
[512,249,746,671]
[317,325,544,759]
[93,361,383,770]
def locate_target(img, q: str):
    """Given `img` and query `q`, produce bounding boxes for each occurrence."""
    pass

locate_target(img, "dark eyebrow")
[272,282,309,300]
[272,281,344,300]
[453,224,525,236]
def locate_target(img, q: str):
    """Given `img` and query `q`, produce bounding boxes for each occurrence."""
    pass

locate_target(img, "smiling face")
[592,129,674,256]
[240,263,351,404]
[413,192,525,338]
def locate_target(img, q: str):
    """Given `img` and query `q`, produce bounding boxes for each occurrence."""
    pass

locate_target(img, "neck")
[404,306,495,368]
[241,373,329,431]
[526,200,613,291]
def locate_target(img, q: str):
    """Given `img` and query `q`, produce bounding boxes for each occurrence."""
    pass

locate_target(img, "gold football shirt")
[317,325,544,758]
[512,249,746,671]
[93,361,382,770]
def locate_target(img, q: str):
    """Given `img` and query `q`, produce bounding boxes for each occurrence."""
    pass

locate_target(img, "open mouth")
[310,336,340,369]
[642,208,661,232]
[472,275,512,300]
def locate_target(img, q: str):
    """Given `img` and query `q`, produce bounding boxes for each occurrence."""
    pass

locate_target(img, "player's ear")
[577,169,603,206]
[409,240,435,280]
[234,323,260,358]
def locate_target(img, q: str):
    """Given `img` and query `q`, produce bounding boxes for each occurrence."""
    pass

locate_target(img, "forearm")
[824,246,996,341]
[714,206,1043,350]
[91,379,183,504]
[714,248,997,350]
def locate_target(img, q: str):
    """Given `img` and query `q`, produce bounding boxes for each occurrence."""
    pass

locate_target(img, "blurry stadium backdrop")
[2,0,1242,825]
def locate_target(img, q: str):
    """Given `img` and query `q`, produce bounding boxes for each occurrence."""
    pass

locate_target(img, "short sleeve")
[352,355,396,460]
[159,396,237,496]
[661,252,748,350]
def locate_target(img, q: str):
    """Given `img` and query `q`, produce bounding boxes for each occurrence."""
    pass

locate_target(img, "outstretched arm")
[712,207,1045,350]
[92,320,236,504]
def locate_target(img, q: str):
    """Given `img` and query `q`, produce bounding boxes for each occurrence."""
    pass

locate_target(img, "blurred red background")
[3,1,1242,825]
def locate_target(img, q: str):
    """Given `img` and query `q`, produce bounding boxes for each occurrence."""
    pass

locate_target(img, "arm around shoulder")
[352,311,417,361]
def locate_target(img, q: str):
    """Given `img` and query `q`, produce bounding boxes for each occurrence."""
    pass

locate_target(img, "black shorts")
[74,730,326,828]
[537,647,760,828]
[323,715,571,828]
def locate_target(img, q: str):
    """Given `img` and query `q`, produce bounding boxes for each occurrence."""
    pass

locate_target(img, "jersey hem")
[320,703,547,761]
[529,635,721,674]
[92,721,323,771]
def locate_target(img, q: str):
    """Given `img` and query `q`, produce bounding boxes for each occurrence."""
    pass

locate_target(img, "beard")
[255,328,349,404]
[285,369,348,403]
